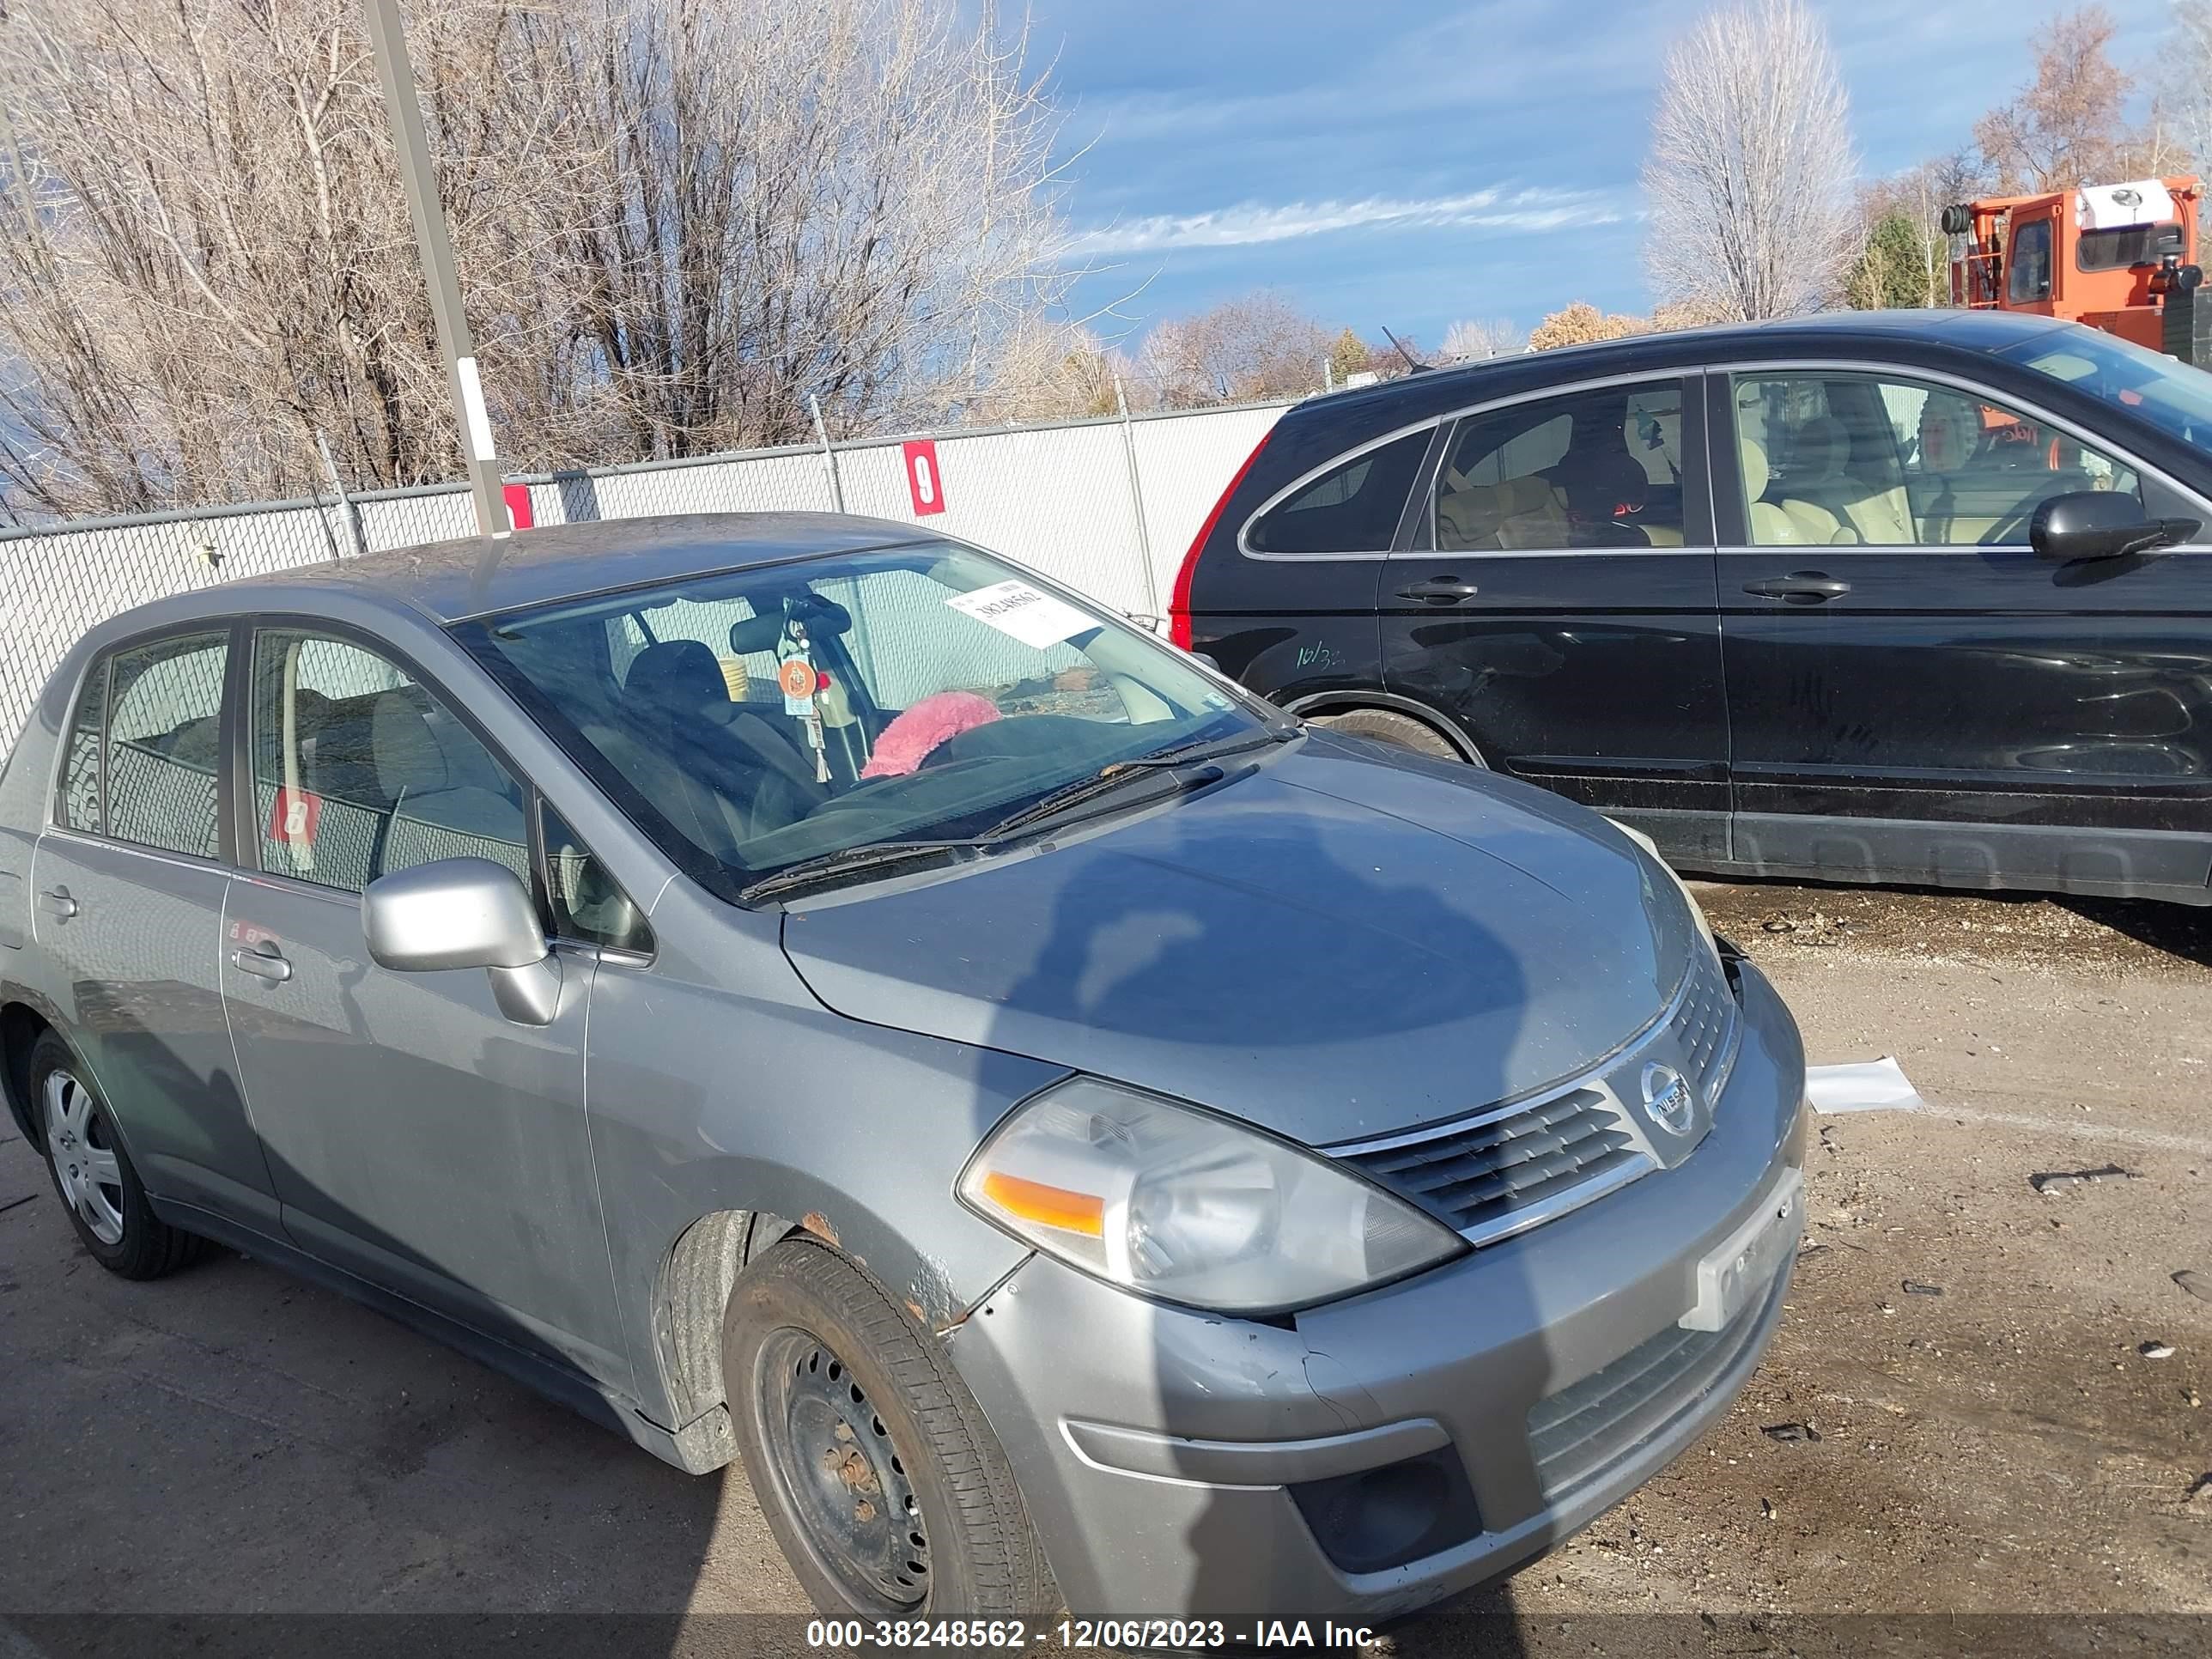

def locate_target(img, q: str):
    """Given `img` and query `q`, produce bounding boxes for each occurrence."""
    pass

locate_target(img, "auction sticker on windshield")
[946,579,1098,648]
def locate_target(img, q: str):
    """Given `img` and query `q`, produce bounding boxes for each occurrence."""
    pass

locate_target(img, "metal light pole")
[362,0,507,539]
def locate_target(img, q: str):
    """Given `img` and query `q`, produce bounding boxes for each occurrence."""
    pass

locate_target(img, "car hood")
[779,736,1696,1146]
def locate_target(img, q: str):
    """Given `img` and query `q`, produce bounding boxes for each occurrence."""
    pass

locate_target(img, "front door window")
[249,630,530,894]
[1734,374,2139,547]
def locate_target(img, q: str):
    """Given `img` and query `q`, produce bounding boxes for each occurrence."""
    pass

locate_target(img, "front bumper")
[946,955,1808,1622]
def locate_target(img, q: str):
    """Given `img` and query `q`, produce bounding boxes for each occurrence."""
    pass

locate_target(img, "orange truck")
[1944,175,2205,359]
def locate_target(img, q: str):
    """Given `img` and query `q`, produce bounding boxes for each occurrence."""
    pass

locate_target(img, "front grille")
[1333,945,1742,1247]
[1675,946,1741,1109]
[1337,1089,1648,1245]
[1526,1269,1785,1498]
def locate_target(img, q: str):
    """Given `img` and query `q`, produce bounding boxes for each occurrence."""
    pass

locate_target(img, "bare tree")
[1642,0,1858,321]
[1134,292,1329,409]
[2160,0,2212,177]
[963,319,1123,423]
[0,0,1079,520]
[1438,318,1524,361]
[1976,7,2178,192]
[544,0,1076,453]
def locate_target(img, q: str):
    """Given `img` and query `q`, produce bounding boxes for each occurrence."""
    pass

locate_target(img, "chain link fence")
[0,398,1291,760]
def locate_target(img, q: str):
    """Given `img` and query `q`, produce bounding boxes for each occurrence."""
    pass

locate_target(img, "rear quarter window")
[1245,428,1429,555]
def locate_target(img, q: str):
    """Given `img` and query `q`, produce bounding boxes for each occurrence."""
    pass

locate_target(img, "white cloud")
[1068,189,1618,255]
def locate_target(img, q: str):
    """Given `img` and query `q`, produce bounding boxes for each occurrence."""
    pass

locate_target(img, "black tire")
[27,1031,204,1279]
[724,1239,1055,1619]
[1311,707,1469,761]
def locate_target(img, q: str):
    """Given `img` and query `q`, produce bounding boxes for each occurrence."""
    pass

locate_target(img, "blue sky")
[1033,0,2176,349]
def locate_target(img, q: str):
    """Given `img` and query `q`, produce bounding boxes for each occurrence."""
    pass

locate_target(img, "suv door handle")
[38,888,77,919]
[1742,572,1852,602]
[230,945,292,983]
[1395,577,1481,605]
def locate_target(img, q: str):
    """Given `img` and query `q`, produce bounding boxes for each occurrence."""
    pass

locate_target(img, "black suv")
[1170,308,2212,906]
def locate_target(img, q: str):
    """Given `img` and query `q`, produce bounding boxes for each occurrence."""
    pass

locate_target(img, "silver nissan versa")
[0,514,1808,1626]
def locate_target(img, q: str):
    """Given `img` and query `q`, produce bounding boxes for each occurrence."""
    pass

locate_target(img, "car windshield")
[1997,325,2212,453]
[454,540,1263,899]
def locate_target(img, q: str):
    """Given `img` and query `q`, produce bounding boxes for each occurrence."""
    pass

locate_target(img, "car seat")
[368,690,531,878]
[1435,471,1570,550]
[1553,438,1655,546]
[1740,437,1817,545]
[621,640,828,844]
[1798,414,1912,544]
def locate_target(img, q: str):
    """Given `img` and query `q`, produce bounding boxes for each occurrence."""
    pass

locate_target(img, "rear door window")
[1245,428,1430,555]
[1435,380,1688,550]
[103,632,228,859]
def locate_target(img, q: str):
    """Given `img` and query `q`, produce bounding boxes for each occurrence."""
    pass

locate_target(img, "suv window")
[250,629,530,895]
[1246,429,1429,555]
[1734,373,2139,547]
[1435,380,1686,550]
[101,632,228,858]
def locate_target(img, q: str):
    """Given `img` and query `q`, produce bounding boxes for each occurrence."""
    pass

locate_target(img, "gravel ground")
[2,879,2208,1656]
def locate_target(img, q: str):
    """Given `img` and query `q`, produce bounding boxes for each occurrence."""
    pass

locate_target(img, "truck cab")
[1947,176,2201,354]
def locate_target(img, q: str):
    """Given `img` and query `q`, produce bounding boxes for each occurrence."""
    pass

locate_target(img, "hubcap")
[757,1330,929,1611]
[43,1068,125,1246]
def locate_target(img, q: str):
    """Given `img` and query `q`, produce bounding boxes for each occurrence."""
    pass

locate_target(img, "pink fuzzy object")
[860,690,1002,778]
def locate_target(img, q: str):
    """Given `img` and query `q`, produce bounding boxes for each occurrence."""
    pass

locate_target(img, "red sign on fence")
[501,483,535,531]
[902,440,946,516]
[267,786,322,848]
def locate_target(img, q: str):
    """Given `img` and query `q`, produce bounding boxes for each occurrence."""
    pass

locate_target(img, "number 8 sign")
[902,439,947,517]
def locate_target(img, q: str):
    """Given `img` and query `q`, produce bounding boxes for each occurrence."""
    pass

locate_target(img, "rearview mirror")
[2031,491,2200,562]
[361,857,562,1025]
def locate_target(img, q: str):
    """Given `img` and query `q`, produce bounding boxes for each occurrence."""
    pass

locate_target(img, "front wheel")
[1310,707,1470,761]
[29,1031,204,1279]
[724,1239,1055,1619]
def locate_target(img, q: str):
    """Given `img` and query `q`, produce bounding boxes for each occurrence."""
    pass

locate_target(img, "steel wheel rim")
[44,1068,124,1246]
[755,1328,930,1613]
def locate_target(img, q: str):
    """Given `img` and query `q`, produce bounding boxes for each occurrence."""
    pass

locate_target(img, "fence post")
[1113,374,1161,623]
[807,394,846,514]
[315,430,367,559]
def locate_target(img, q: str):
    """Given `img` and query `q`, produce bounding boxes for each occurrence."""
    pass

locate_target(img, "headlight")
[1609,818,1717,956]
[958,1078,1466,1315]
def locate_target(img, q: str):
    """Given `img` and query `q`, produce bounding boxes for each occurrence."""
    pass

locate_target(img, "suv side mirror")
[2031,491,2200,562]
[362,857,562,1025]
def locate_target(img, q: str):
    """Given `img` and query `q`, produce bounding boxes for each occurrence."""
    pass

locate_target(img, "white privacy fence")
[0,399,1289,758]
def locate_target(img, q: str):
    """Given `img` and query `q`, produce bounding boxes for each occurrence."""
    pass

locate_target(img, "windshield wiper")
[1123,727,1290,769]
[742,730,1291,902]
[980,729,1279,842]
[739,838,993,904]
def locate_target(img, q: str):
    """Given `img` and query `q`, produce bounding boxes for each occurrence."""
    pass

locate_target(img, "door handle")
[1395,577,1481,605]
[38,888,77,919]
[1741,572,1852,603]
[230,946,292,983]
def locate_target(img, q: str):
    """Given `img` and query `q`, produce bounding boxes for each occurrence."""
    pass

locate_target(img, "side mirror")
[361,857,562,1025]
[2031,491,2200,562]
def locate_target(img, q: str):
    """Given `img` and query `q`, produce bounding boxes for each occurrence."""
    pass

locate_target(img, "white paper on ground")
[1805,1056,1927,1115]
